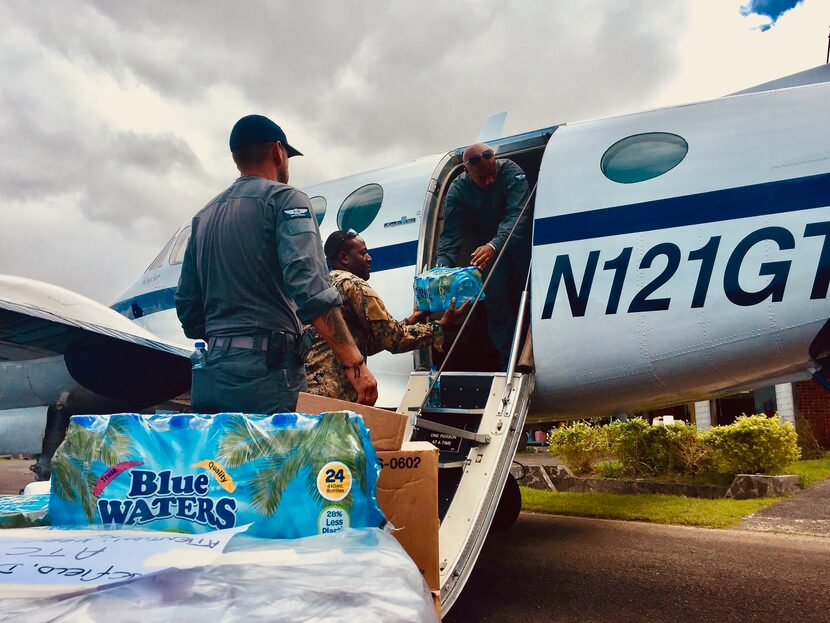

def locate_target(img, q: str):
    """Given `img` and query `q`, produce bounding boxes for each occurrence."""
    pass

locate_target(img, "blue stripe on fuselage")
[367,239,418,273]
[110,287,176,319]
[110,239,419,319]
[533,172,830,246]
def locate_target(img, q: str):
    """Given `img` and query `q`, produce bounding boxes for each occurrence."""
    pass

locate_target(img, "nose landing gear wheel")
[491,473,521,530]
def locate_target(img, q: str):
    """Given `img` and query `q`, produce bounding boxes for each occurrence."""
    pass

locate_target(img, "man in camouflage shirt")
[305,229,467,402]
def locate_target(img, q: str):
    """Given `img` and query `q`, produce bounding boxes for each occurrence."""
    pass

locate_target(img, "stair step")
[409,407,485,415]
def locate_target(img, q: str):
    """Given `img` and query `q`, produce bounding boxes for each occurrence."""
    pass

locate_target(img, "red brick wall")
[793,380,830,449]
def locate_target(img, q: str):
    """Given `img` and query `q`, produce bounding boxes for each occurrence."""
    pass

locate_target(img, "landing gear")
[491,473,521,530]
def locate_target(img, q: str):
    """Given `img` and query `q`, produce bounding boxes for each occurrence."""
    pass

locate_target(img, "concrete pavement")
[739,477,830,537]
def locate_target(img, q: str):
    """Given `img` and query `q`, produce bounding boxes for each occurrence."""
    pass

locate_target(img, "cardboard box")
[297,392,407,451]
[376,441,439,593]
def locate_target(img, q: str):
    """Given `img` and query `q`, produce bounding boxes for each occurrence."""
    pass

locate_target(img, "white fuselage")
[110,79,830,418]
[2,73,827,446]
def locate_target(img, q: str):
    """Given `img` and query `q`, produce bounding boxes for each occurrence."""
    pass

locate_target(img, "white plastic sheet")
[0,528,438,623]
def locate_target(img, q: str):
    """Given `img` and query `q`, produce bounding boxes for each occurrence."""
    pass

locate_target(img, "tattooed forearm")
[310,307,364,367]
[314,307,353,345]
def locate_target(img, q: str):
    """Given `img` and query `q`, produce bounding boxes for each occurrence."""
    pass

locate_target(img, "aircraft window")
[337,183,383,233]
[601,132,688,184]
[310,195,327,226]
[145,235,176,272]
[169,226,192,265]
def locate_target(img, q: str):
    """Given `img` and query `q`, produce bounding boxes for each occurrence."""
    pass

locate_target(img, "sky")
[1,0,828,303]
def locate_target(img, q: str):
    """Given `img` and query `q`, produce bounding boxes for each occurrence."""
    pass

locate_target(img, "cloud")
[4,1,688,166]
[740,0,805,31]
[1,0,824,303]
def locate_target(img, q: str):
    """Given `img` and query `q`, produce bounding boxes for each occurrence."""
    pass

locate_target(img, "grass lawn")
[783,453,830,487]
[521,452,830,528]
[520,487,779,529]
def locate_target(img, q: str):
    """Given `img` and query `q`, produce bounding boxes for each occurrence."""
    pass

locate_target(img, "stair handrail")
[502,267,533,407]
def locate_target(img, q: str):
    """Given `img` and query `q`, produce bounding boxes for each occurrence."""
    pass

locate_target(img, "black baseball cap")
[229,114,303,157]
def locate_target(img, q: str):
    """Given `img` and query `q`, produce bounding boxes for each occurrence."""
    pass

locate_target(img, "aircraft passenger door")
[418,129,555,372]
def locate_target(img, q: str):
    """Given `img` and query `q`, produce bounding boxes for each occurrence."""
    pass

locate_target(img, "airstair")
[402,173,537,610]
[398,367,534,610]
[397,261,535,611]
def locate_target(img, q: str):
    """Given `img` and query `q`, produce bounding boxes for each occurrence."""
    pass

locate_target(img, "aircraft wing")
[0,275,191,406]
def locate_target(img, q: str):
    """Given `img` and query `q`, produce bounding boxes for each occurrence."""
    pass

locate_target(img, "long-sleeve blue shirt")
[435,159,531,268]
[175,176,341,339]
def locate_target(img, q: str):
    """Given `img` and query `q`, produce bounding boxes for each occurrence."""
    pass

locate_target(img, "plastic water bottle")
[427,365,441,408]
[413,274,431,312]
[191,341,207,369]
[452,271,478,307]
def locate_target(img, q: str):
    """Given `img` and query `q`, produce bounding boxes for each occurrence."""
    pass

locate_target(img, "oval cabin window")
[601,133,688,184]
[310,195,327,226]
[337,184,383,233]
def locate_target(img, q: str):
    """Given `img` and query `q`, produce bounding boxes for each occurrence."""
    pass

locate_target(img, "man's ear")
[272,142,285,165]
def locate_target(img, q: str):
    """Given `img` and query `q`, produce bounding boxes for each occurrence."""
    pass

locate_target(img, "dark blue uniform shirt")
[176,176,340,340]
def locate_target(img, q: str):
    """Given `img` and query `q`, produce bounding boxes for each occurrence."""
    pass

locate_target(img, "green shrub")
[548,421,606,475]
[594,460,625,478]
[548,414,802,481]
[704,415,800,476]
[607,418,674,476]
[666,422,712,475]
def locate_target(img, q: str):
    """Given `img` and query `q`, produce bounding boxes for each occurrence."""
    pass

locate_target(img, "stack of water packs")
[414,266,485,312]
[48,411,384,538]
[0,494,50,528]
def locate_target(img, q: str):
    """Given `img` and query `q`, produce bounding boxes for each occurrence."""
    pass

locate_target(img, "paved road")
[0,458,33,494]
[446,512,830,623]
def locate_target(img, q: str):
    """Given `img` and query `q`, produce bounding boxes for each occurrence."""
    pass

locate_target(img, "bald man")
[435,143,531,369]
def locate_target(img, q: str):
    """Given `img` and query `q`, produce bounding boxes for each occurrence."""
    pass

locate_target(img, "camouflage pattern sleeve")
[304,270,443,403]
[304,334,357,403]
[341,278,444,354]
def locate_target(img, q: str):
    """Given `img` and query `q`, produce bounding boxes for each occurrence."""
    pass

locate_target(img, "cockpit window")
[337,184,383,233]
[310,196,327,226]
[169,225,192,265]
[145,235,176,272]
[601,132,688,184]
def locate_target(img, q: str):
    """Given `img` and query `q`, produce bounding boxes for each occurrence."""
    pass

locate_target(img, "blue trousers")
[191,347,306,414]
[483,239,531,369]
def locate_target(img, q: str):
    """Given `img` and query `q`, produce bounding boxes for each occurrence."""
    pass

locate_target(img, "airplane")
[1,63,828,611]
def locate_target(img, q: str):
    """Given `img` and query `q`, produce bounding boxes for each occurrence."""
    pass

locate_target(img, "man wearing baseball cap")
[176,114,378,411]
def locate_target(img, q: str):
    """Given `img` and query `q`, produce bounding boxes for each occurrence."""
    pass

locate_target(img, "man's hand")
[438,297,471,328]
[344,361,378,405]
[470,244,496,270]
[406,305,429,325]
[309,306,378,405]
